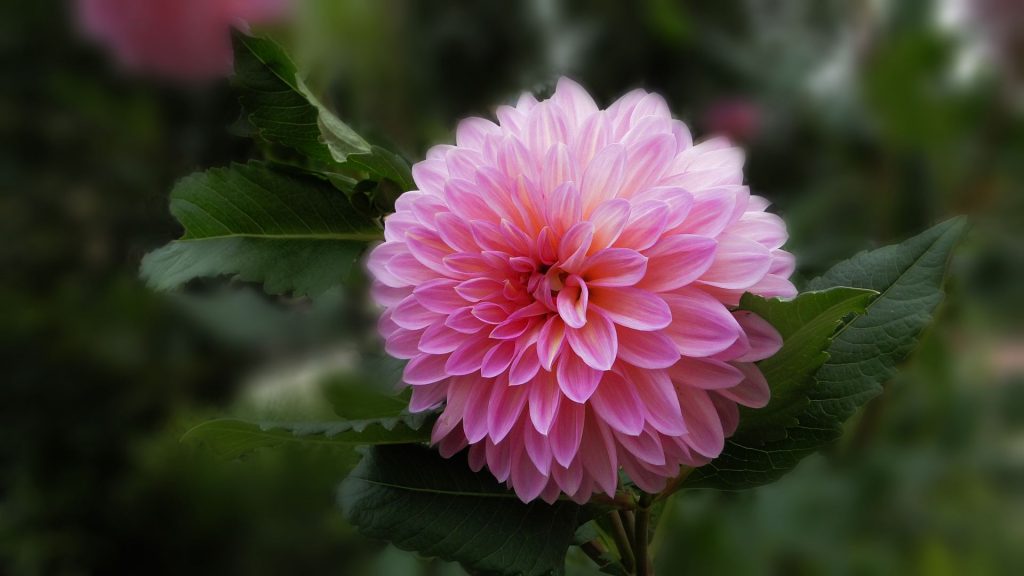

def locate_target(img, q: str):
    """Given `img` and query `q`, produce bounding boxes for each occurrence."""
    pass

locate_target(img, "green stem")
[580,541,608,569]
[608,512,636,573]
[635,494,653,576]
[618,509,636,545]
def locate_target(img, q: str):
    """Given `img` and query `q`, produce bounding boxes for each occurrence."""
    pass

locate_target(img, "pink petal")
[662,287,742,357]
[616,327,680,368]
[366,242,408,287]
[523,423,553,475]
[488,380,529,442]
[403,353,450,385]
[580,144,626,215]
[748,274,798,300]
[670,357,744,390]
[472,302,511,324]
[591,287,671,330]
[443,253,490,277]
[409,380,448,412]
[581,248,648,287]
[621,364,685,435]
[413,279,466,314]
[677,387,725,458]
[431,376,472,441]
[527,101,569,157]
[732,310,783,362]
[549,400,585,467]
[558,222,595,272]
[391,295,442,330]
[417,322,467,354]
[446,147,485,182]
[572,111,611,168]
[545,181,582,235]
[485,436,512,481]
[552,77,599,126]
[481,340,516,377]
[537,315,566,370]
[565,308,618,371]
[541,144,576,197]
[629,92,671,122]
[386,252,439,286]
[637,186,694,229]
[434,213,478,253]
[445,307,486,334]
[528,371,562,434]
[580,410,618,495]
[462,380,494,443]
[614,200,671,251]
[509,343,542,385]
[590,370,646,435]
[700,234,772,290]
[385,328,422,359]
[716,362,771,408]
[445,337,492,375]
[674,186,744,237]
[511,445,549,503]
[371,283,411,307]
[556,276,589,329]
[455,278,503,302]
[552,459,584,495]
[588,199,631,249]
[731,212,788,250]
[709,392,740,436]
[437,431,468,458]
[620,133,675,197]
[770,249,796,277]
[614,428,666,466]
[444,178,499,222]
[638,234,718,292]
[556,352,603,403]
[456,117,501,150]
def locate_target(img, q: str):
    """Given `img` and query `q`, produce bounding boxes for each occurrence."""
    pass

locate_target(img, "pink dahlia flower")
[78,0,290,81]
[368,78,796,504]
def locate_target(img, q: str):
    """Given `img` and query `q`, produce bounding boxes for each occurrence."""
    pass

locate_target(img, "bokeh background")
[2,0,1023,574]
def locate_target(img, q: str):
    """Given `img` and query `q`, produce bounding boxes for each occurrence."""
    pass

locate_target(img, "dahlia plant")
[143,34,965,576]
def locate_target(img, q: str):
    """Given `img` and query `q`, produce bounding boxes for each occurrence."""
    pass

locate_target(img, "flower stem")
[580,541,608,568]
[634,494,654,576]
[608,511,636,573]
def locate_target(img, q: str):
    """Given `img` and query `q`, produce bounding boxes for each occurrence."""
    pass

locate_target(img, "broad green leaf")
[322,375,411,420]
[683,217,967,490]
[731,287,877,443]
[340,444,589,576]
[233,34,413,191]
[182,414,432,460]
[140,162,380,297]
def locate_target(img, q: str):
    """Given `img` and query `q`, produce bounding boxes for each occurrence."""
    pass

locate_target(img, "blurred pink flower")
[78,0,290,81]
[368,78,795,503]
[703,98,762,143]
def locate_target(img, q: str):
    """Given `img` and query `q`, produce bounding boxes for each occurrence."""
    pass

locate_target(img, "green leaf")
[805,216,968,425]
[140,162,380,297]
[233,34,413,191]
[321,376,411,420]
[340,444,589,576]
[731,287,877,443]
[683,217,967,490]
[182,414,432,460]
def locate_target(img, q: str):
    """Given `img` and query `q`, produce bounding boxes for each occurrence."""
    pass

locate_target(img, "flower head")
[78,0,290,81]
[369,79,795,503]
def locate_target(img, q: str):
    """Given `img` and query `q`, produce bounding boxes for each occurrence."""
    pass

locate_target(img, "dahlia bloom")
[368,79,796,503]
[78,0,290,81]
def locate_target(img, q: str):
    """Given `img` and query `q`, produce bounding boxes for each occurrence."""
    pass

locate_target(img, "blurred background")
[2,0,1022,574]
